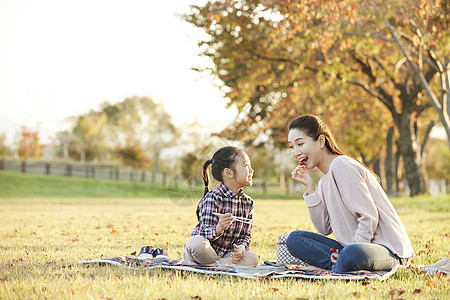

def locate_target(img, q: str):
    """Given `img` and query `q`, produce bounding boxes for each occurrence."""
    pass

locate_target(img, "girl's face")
[231,152,254,189]
[288,128,323,169]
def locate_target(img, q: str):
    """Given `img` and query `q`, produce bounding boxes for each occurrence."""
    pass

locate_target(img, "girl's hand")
[216,213,234,235]
[330,248,339,264]
[291,165,315,193]
[231,244,244,264]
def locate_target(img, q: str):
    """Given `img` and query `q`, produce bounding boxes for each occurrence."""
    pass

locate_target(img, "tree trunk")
[396,113,426,195]
[395,140,401,193]
[80,141,86,162]
[153,151,160,173]
[385,127,397,195]
[373,159,381,186]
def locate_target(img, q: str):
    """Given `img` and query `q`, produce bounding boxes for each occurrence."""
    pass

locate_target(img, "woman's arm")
[332,158,379,243]
[304,191,332,235]
[291,165,332,235]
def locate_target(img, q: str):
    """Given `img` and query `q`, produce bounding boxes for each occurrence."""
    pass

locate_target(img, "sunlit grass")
[0,170,298,200]
[0,194,449,299]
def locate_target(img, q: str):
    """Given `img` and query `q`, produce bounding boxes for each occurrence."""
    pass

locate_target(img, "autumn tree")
[17,126,42,158]
[101,96,178,172]
[0,132,11,157]
[183,0,449,195]
[115,142,150,170]
[178,122,229,184]
[72,111,108,161]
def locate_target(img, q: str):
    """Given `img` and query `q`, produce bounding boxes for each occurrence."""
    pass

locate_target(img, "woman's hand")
[216,213,234,235]
[330,248,339,264]
[291,165,315,194]
[231,244,244,264]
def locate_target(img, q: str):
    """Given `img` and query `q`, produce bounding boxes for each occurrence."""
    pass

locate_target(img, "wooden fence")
[0,159,171,185]
[0,159,297,195]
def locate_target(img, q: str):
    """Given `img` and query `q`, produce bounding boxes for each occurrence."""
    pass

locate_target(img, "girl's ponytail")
[202,159,213,197]
[197,159,212,220]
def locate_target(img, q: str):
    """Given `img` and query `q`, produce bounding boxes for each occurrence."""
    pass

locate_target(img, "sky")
[0,0,237,146]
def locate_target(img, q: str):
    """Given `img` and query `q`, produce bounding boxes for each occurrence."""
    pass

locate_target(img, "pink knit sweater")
[304,155,415,258]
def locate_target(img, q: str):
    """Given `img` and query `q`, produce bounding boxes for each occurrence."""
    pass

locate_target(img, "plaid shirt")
[191,183,254,257]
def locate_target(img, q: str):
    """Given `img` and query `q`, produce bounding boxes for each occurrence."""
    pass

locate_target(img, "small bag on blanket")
[276,234,308,266]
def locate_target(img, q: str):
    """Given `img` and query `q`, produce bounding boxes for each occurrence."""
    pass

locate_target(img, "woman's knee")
[336,244,363,270]
[336,244,378,271]
[286,230,308,249]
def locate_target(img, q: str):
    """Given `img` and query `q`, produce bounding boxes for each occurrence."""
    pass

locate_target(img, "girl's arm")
[197,195,223,240]
[234,207,253,250]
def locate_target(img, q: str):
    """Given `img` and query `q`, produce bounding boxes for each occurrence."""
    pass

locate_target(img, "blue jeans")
[286,230,408,273]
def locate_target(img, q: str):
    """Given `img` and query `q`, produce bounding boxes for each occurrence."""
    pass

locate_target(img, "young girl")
[286,115,414,273]
[183,146,259,266]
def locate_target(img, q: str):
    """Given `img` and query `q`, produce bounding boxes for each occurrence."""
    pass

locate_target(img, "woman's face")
[288,128,322,169]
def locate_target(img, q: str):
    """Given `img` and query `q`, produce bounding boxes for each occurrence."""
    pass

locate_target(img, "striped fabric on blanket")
[79,254,399,281]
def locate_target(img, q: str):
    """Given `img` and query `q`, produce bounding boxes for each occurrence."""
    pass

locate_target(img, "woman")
[286,115,414,273]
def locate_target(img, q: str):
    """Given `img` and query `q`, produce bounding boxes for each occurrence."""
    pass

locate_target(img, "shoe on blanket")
[138,246,154,259]
[138,246,169,259]
[153,248,169,257]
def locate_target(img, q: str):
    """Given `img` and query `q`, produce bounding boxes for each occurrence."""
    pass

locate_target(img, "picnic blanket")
[79,254,399,281]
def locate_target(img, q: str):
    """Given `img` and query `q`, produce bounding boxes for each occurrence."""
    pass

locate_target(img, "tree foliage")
[58,96,177,171]
[0,132,11,157]
[183,0,449,195]
[114,142,150,170]
[17,126,42,158]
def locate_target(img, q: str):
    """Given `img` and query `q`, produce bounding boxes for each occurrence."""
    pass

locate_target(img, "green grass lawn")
[0,171,449,299]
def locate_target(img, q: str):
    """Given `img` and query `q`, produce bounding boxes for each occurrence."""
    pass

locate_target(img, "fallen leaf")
[413,288,421,294]
[130,251,136,256]
[113,275,123,280]
[435,272,447,278]
[352,292,361,297]
[426,280,437,288]
[388,289,405,297]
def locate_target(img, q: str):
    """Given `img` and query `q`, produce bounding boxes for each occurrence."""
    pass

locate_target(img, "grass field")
[0,171,449,299]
